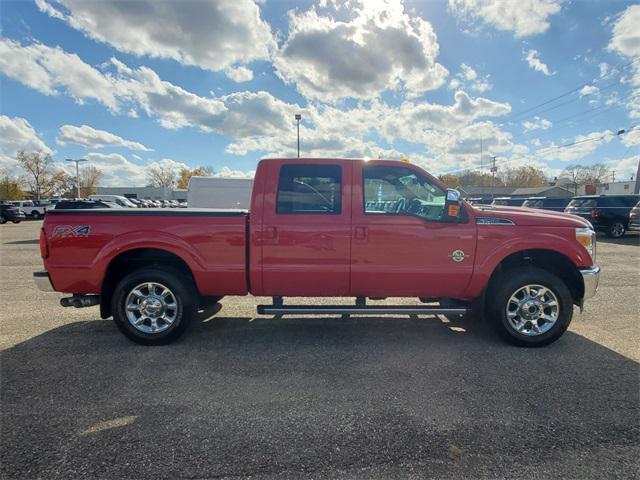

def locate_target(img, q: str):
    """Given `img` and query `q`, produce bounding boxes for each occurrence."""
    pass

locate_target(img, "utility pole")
[295,113,301,158]
[634,160,640,194]
[66,158,87,199]
[611,170,615,183]
[480,137,484,197]
[490,156,497,200]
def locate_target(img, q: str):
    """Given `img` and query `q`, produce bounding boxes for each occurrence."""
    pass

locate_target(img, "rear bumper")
[629,220,640,232]
[33,271,54,292]
[579,266,600,301]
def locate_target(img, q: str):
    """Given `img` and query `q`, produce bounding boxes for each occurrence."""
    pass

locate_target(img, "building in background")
[187,177,254,208]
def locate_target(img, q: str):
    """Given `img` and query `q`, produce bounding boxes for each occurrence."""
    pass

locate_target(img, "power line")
[438,125,639,175]
[503,57,639,123]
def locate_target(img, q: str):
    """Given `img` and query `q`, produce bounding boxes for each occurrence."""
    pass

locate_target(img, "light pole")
[295,113,301,158]
[66,158,87,199]
[490,156,497,200]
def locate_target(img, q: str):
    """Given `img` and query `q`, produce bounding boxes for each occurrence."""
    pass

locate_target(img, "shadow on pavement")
[2,314,638,479]
[596,233,640,246]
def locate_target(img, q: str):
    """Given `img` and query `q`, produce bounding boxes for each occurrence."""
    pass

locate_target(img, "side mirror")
[443,189,461,222]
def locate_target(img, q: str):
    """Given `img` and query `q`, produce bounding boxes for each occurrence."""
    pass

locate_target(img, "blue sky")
[1,0,639,186]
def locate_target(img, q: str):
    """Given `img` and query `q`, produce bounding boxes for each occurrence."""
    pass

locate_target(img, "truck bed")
[43,208,249,296]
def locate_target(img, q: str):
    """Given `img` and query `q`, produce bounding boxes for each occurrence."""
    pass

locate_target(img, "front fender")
[463,227,591,298]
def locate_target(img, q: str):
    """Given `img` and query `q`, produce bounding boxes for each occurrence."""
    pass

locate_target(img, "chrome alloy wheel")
[125,282,178,334]
[506,284,559,336]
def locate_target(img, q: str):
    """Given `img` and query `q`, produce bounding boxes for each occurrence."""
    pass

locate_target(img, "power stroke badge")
[449,249,466,262]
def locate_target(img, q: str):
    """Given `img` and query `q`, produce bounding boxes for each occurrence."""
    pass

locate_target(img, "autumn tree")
[147,163,178,189]
[438,173,461,188]
[0,169,25,200]
[80,165,103,197]
[177,166,213,189]
[458,170,504,187]
[16,150,67,200]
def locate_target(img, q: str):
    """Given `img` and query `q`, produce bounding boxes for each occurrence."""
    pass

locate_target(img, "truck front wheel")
[490,268,573,347]
[112,267,196,345]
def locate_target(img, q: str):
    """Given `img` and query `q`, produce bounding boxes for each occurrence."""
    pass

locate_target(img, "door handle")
[354,226,367,240]
[264,226,277,239]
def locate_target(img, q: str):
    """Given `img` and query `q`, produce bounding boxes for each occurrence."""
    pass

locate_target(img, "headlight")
[575,227,596,262]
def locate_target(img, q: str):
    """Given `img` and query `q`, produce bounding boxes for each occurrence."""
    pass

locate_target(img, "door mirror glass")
[444,188,461,222]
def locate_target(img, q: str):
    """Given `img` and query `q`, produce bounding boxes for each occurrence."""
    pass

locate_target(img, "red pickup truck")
[35,158,599,347]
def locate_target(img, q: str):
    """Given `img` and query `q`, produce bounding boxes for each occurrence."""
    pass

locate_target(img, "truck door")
[259,161,352,296]
[350,163,476,298]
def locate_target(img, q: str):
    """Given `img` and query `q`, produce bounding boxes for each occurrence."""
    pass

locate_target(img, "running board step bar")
[257,304,468,316]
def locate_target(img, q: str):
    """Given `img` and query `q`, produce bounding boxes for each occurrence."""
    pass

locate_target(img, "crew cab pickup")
[35,158,600,347]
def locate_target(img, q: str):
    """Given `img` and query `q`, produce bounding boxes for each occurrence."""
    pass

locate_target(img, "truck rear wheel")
[489,267,573,347]
[112,267,196,345]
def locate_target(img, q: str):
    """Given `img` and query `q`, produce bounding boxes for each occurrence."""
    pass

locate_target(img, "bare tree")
[582,163,610,184]
[500,166,547,187]
[147,163,178,189]
[16,150,67,200]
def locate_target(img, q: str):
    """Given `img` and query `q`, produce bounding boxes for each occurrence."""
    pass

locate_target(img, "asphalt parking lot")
[1,220,639,479]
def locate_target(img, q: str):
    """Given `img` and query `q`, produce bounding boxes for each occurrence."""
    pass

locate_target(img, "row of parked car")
[1,195,189,222]
[469,194,640,238]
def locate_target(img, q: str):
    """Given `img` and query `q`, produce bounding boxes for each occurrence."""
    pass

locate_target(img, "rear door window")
[276,164,342,214]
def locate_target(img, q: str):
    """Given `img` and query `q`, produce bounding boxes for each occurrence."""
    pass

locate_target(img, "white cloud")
[608,5,640,57]
[0,39,517,171]
[0,115,53,171]
[450,63,492,92]
[35,0,275,76]
[579,85,600,97]
[212,166,255,179]
[224,66,254,83]
[273,0,448,101]
[522,117,552,132]
[538,130,615,162]
[449,0,563,38]
[608,5,640,119]
[607,154,639,181]
[0,39,120,110]
[524,49,553,76]
[57,125,153,151]
[620,126,640,147]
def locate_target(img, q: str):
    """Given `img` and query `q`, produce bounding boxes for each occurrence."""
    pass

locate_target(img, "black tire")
[0,215,5,224]
[606,221,625,238]
[31,211,41,220]
[489,267,573,347]
[111,267,197,345]
[12,220,21,224]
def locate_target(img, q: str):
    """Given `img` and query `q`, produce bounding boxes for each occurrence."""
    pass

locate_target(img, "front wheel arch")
[485,249,584,308]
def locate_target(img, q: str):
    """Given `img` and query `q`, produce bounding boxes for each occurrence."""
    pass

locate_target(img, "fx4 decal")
[52,225,90,239]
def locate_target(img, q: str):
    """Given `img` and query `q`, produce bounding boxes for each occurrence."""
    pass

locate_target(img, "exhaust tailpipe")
[60,295,100,308]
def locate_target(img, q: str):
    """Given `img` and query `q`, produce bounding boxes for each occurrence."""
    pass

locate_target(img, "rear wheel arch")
[100,248,198,319]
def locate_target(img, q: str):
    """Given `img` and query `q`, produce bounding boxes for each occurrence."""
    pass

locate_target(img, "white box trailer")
[187,177,254,209]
